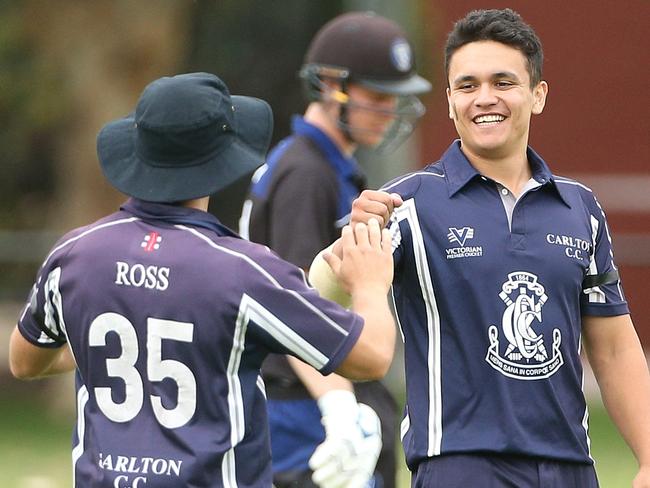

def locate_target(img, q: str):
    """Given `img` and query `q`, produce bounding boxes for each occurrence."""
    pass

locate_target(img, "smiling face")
[446,40,548,162]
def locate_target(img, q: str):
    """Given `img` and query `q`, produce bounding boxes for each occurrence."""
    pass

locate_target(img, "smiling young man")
[447,40,548,187]
[318,8,650,488]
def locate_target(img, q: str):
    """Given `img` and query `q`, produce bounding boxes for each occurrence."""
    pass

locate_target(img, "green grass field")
[0,392,636,487]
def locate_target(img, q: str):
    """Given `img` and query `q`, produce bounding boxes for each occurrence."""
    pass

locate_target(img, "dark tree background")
[185,0,344,228]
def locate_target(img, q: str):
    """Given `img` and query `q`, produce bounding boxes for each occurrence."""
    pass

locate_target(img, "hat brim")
[97,95,273,203]
[359,74,432,96]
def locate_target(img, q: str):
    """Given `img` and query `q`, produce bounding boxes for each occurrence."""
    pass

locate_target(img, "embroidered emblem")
[445,227,482,259]
[390,39,412,72]
[141,232,162,252]
[447,226,474,246]
[486,271,563,380]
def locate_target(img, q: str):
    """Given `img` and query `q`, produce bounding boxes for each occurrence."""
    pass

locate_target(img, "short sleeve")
[580,194,629,317]
[18,257,68,348]
[238,246,363,375]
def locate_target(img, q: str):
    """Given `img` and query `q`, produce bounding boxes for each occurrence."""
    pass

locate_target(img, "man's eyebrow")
[491,71,521,81]
[451,71,523,86]
[451,75,477,85]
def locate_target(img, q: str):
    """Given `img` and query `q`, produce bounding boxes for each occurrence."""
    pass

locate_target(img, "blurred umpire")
[240,12,431,488]
[9,72,398,487]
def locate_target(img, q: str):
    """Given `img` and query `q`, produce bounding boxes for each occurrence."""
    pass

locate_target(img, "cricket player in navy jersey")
[239,12,431,488]
[8,72,398,488]
[314,8,650,488]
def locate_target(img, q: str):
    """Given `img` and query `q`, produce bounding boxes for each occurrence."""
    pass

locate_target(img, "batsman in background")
[320,8,650,488]
[239,11,430,488]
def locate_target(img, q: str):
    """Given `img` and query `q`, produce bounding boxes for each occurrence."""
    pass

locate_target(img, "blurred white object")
[309,390,382,488]
[309,246,352,309]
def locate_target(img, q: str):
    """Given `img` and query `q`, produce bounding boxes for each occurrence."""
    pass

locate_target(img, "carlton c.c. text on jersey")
[386,141,627,470]
[17,198,363,487]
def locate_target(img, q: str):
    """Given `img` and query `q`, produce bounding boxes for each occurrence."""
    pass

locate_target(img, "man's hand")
[309,390,382,488]
[323,219,392,298]
[350,190,403,228]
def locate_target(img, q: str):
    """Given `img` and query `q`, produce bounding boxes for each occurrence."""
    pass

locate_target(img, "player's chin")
[355,131,385,148]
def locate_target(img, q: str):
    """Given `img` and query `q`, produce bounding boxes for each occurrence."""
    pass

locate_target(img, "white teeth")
[474,114,505,124]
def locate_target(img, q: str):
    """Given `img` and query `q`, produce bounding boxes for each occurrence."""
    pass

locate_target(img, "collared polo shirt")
[17,199,363,487]
[384,140,627,470]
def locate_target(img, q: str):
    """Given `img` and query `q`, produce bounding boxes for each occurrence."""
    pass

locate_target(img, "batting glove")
[309,390,382,488]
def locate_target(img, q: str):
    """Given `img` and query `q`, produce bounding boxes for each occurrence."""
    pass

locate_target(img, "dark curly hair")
[444,9,543,87]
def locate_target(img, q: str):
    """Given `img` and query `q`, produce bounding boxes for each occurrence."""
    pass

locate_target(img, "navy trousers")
[412,453,599,488]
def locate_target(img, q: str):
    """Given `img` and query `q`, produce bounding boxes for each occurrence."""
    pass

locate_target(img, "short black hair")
[444,9,543,87]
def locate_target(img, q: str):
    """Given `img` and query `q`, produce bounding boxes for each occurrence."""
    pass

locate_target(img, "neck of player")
[462,144,533,197]
[304,103,357,157]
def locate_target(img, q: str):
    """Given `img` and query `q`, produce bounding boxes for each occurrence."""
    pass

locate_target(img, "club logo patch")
[485,271,563,380]
[141,232,162,252]
[390,38,412,72]
[446,226,482,259]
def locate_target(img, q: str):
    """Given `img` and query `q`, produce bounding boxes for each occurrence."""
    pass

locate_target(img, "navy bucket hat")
[97,72,273,202]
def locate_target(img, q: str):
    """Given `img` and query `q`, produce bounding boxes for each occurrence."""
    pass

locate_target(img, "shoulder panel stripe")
[43,217,140,269]
[586,215,606,303]
[393,199,443,456]
[592,199,625,300]
[554,178,593,193]
[240,294,328,369]
[220,294,251,488]
[177,226,349,336]
[220,293,328,486]
[72,385,89,486]
[381,171,445,192]
[578,334,594,462]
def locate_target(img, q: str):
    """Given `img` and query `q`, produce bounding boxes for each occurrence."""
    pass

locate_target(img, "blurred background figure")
[0,1,648,487]
[239,11,430,488]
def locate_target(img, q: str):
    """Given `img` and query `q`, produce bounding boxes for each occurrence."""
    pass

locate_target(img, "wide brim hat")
[97,72,273,203]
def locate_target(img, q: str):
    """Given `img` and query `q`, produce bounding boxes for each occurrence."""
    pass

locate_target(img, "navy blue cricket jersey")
[386,141,628,470]
[17,199,363,487]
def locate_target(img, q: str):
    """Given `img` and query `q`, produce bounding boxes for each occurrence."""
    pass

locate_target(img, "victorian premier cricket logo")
[485,271,563,380]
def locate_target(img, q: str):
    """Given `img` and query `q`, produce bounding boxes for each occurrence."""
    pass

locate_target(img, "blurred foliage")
[0,2,70,229]
[185,0,343,143]
[0,0,344,233]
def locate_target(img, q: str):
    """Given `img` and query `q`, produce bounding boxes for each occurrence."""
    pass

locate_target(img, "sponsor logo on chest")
[445,226,483,259]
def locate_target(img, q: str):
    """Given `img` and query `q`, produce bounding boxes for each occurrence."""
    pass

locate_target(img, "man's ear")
[446,87,455,119]
[532,81,548,115]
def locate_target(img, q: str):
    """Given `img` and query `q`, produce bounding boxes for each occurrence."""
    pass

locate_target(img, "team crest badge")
[390,38,412,72]
[485,271,563,380]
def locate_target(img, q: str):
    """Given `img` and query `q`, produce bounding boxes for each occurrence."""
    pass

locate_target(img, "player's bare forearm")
[287,356,354,397]
[330,221,396,380]
[337,286,395,380]
[9,326,76,379]
[583,315,650,474]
